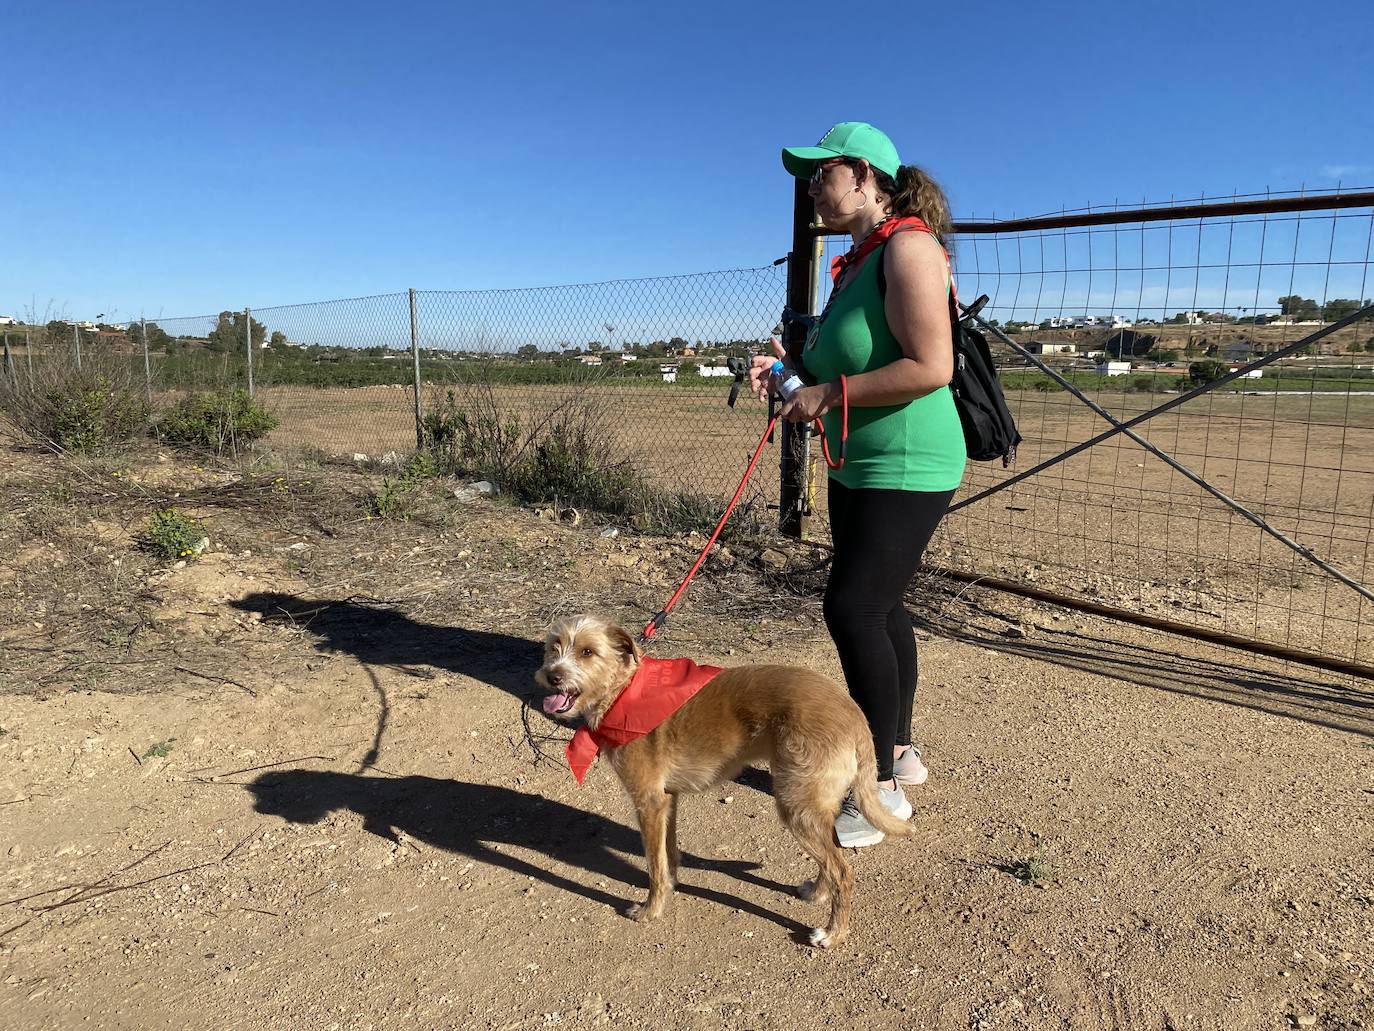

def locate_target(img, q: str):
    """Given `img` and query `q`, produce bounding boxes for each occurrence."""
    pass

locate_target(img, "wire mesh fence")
[4,190,1370,670]
[812,189,1374,668]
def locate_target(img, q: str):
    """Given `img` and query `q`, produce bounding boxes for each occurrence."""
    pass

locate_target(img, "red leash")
[640,375,847,642]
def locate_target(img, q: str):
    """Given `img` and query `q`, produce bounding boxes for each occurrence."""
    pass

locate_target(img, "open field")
[253,380,1374,666]
[1,436,1371,1030]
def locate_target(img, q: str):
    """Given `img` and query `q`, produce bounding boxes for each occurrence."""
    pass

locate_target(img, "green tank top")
[801,243,967,492]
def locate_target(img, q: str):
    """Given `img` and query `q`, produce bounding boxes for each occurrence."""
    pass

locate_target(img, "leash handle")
[813,374,847,469]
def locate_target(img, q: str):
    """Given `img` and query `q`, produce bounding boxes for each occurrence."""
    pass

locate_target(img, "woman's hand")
[748,337,787,401]
[780,381,840,423]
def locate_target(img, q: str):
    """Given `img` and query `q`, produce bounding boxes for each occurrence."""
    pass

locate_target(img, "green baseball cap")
[782,121,901,180]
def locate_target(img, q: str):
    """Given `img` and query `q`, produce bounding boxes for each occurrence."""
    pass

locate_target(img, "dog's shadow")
[247,770,807,934]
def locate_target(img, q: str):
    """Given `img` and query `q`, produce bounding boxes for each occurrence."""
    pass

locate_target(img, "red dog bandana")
[566,657,722,785]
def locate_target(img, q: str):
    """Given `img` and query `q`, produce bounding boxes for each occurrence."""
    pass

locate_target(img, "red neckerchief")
[566,656,723,785]
[826,214,959,317]
[830,215,934,284]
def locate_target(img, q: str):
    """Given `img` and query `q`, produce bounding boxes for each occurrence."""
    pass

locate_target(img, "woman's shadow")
[246,769,802,933]
[229,591,543,701]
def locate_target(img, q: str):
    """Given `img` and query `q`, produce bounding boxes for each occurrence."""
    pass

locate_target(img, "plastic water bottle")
[769,360,805,403]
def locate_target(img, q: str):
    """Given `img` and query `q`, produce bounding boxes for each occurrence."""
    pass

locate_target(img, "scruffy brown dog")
[534,614,912,948]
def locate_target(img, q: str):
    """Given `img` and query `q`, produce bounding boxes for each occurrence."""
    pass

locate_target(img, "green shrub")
[46,375,150,453]
[143,508,207,562]
[421,381,766,543]
[0,365,149,454]
[156,389,278,454]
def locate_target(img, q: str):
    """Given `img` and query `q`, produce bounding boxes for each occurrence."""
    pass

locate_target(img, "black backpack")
[878,250,1022,467]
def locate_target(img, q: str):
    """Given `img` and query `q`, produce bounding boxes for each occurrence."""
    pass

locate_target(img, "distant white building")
[577,354,603,366]
[659,363,677,383]
[697,364,733,378]
[1029,342,1077,355]
[1228,367,1263,379]
[1047,315,1130,329]
[1097,361,1131,376]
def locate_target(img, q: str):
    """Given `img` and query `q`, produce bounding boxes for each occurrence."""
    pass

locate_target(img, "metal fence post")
[3,332,12,383]
[141,318,152,403]
[779,178,819,538]
[73,325,82,370]
[244,307,254,398]
[409,289,423,450]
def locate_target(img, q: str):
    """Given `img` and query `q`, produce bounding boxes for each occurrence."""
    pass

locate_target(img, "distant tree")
[668,336,689,351]
[207,311,265,353]
[1278,295,1320,320]
[516,344,540,360]
[269,330,287,348]
[1188,360,1228,384]
[127,321,173,350]
[587,341,604,352]
[1322,298,1361,321]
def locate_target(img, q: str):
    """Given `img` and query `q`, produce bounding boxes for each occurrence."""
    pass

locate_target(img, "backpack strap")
[875,224,959,322]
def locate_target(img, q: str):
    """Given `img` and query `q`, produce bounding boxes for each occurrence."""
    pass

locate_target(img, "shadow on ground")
[247,770,801,932]
[914,600,1373,739]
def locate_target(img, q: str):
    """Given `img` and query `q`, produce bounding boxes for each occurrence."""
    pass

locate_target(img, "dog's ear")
[608,623,643,664]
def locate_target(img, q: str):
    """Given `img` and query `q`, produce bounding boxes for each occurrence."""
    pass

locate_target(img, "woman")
[750,121,966,848]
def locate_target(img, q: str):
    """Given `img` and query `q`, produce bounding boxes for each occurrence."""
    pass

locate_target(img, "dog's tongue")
[542,692,573,715]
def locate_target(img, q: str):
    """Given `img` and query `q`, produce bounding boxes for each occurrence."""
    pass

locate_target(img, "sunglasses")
[810,160,848,186]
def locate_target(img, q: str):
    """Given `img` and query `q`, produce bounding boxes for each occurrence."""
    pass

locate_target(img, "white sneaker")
[834,784,911,848]
[894,745,928,786]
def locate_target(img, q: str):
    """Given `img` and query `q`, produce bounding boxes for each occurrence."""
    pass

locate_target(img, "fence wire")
[816,190,1374,667]
[5,191,1369,669]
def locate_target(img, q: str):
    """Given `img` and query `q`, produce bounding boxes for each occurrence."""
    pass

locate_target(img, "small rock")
[454,481,497,503]
[1001,625,1026,639]
[757,548,788,572]
[351,453,369,463]
[379,451,399,466]
[287,542,310,551]
[599,527,619,539]
[455,549,472,560]
[1296,1016,1318,1028]
[721,796,734,804]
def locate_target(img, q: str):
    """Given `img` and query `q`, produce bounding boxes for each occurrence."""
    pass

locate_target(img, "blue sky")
[4,0,1371,323]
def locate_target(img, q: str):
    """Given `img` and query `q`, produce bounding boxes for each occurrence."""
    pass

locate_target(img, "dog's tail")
[849,732,915,839]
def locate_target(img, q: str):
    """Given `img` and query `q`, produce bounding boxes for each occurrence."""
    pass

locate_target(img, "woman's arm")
[780,230,953,422]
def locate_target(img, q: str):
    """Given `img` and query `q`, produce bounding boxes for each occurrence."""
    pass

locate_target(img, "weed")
[365,449,446,520]
[142,738,176,759]
[368,477,413,519]
[422,377,767,543]
[142,508,207,562]
[1004,836,1059,887]
[100,626,140,653]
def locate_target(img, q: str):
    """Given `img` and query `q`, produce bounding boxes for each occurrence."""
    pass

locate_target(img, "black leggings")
[823,480,955,781]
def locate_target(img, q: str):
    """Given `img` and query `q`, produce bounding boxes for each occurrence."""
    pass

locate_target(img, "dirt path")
[1,441,1370,1030]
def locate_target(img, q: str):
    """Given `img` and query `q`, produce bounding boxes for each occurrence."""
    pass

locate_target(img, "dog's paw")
[808,927,834,949]
[797,879,830,904]
[625,901,658,923]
